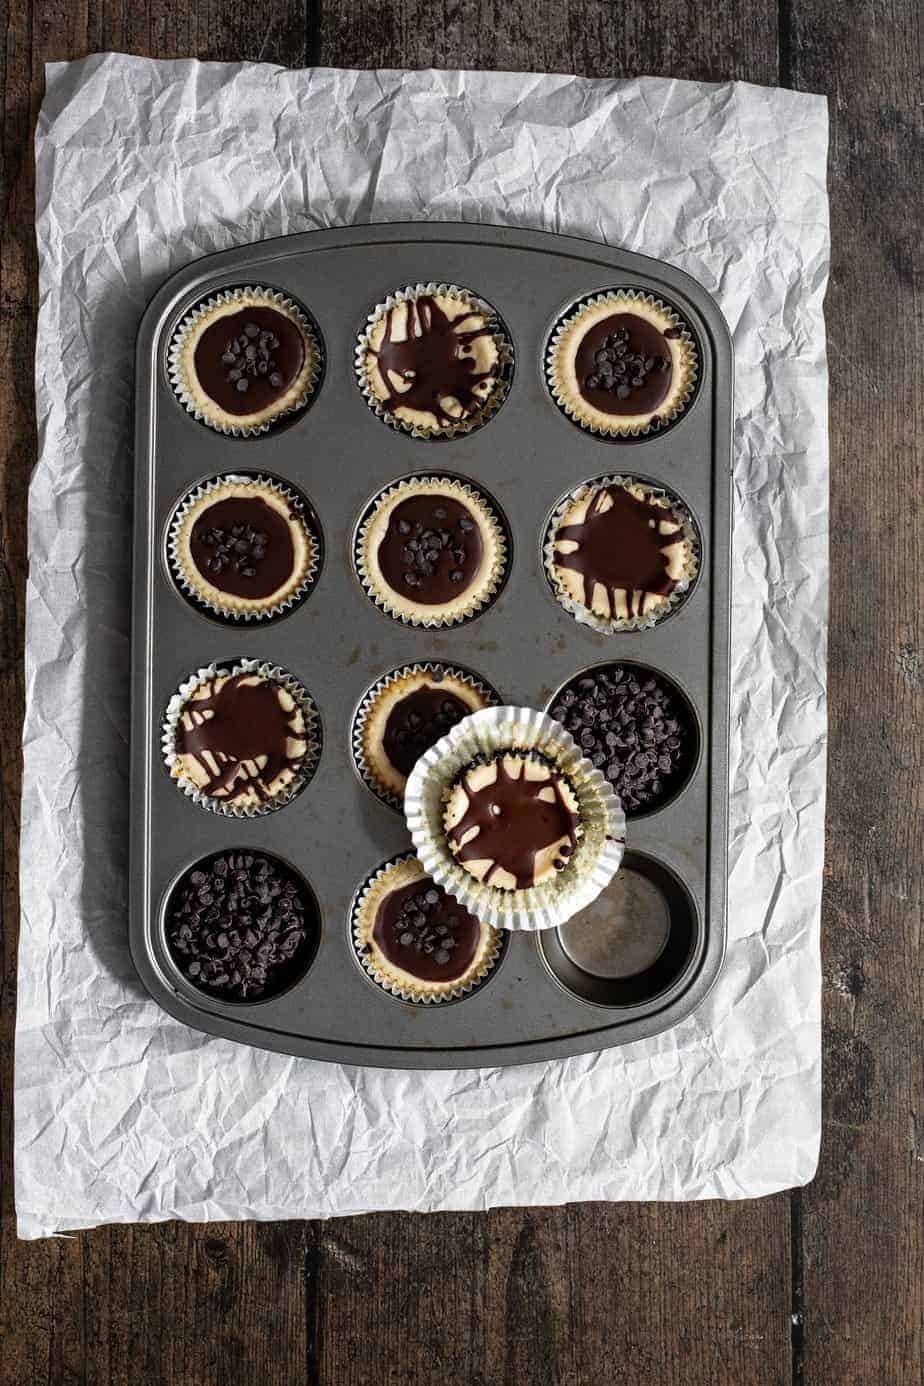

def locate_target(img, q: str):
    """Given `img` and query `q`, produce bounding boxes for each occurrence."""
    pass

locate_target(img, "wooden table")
[1,4,920,1383]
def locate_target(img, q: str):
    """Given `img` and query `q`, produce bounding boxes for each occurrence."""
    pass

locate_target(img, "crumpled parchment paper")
[16,55,829,1237]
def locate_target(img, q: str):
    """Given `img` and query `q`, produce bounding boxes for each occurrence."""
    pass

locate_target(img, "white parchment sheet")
[16,56,829,1237]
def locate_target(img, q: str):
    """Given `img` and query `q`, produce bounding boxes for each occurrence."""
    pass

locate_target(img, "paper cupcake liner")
[545,289,699,439]
[351,662,502,811]
[168,285,322,436]
[405,706,626,932]
[350,852,505,1004]
[162,658,321,817]
[543,474,701,634]
[167,472,320,623]
[354,282,514,439]
[354,475,509,628]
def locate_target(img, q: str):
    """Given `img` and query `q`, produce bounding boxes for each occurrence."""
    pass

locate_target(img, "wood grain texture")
[310,1204,792,1385]
[0,0,921,1383]
[787,1,924,1383]
[318,0,779,85]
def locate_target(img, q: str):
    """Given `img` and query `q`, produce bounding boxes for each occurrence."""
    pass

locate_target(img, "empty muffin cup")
[538,850,697,1007]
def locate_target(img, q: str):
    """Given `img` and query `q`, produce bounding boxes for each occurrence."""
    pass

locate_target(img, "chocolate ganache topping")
[382,683,471,777]
[554,486,684,621]
[194,307,305,417]
[376,494,484,604]
[447,756,581,890]
[190,495,297,600]
[178,673,304,803]
[575,313,676,416]
[369,295,497,428]
[372,877,482,982]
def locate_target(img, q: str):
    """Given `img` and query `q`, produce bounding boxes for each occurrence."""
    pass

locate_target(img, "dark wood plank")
[318,0,779,85]
[786,1,924,1383]
[311,1204,793,1386]
[0,6,312,1386]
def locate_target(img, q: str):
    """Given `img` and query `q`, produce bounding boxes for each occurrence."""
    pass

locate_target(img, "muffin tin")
[130,222,731,1068]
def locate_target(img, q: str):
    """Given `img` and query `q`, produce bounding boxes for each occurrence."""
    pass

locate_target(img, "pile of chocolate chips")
[221,322,285,394]
[396,508,474,588]
[550,666,692,814]
[166,852,314,1000]
[199,522,269,579]
[391,885,462,966]
[584,326,671,398]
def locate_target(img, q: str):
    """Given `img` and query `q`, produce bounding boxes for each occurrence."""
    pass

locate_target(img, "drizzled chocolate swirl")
[446,756,581,890]
[554,485,685,621]
[177,673,305,804]
[368,295,498,428]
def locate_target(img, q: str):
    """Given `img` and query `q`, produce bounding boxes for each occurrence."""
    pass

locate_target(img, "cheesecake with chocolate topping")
[170,475,318,620]
[166,665,317,813]
[356,476,507,626]
[170,287,321,434]
[547,291,697,436]
[353,855,502,1002]
[357,286,510,436]
[548,477,696,629]
[443,753,582,892]
[356,665,495,806]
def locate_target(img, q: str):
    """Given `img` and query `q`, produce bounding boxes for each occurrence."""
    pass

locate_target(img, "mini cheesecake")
[547,291,697,437]
[358,666,494,805]
[443,753,582,892]
[549,478,695,627]
[356,476,506,626]
[358,287,509,436]
[171,476,317,620]
[167,666,315,813]
[171,288,320,434]
[354,855,501,1002]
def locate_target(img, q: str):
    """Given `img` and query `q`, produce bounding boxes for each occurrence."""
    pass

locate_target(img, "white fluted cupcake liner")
[543,474,701,634]
[354,475,509,628]
[405,705,626,932]
[354,282,514,439]
[162,658,321,817]
[545,289,698,438]
[168,285,322,436]
[350,852,505,1003]
[167,472,320,623]
[352,662,502,811]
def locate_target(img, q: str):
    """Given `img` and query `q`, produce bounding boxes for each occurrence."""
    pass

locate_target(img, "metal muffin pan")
[131,222,732,1068]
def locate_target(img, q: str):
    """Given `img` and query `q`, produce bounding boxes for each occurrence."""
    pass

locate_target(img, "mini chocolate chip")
[245,322,259,337]
[269,372,284,388]
[236,378,250,393]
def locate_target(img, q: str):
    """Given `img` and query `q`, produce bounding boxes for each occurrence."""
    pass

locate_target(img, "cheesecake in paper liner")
[405,705,626,931]
[351,853,504,1004]
[162,658,320,817]
[167,472,320,622]
[545,289,698,438]
[355,281,513,438]
[168,285,322,436]
[543,474,700,634]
